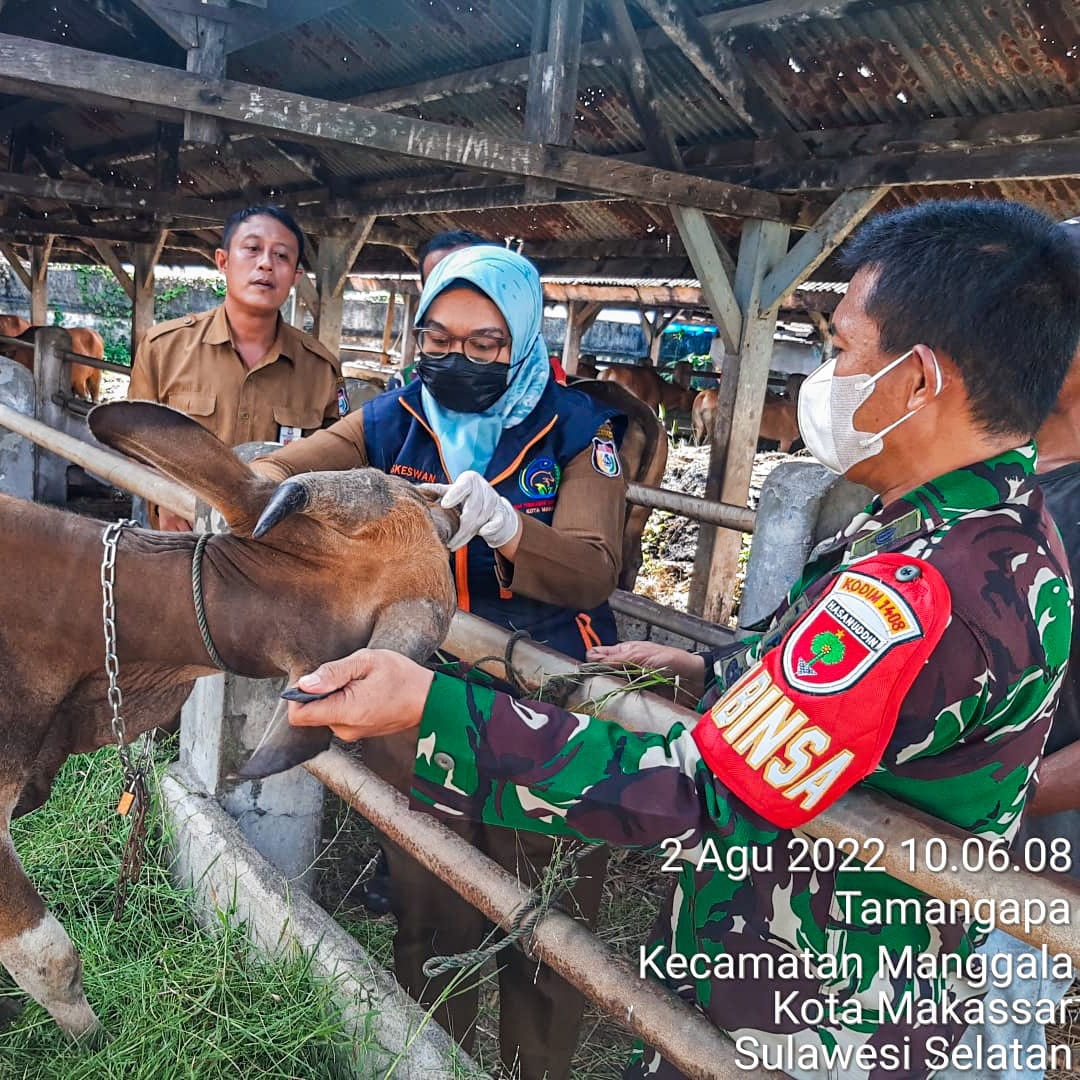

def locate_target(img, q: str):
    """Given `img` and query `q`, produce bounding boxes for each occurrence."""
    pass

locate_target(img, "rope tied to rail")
[422,841,591,978]
[191,531,228,670]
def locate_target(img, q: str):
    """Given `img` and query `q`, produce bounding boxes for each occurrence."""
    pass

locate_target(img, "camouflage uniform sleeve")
[412,673,777,850]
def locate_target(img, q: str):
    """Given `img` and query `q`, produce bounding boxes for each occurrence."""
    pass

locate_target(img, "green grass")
[0,743,359,1080]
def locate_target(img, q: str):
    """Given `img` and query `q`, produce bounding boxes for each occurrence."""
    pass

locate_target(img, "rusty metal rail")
[627,480,755,532]
[0,333,133,375]
[0,402,196,514]
[307,750,774,1080]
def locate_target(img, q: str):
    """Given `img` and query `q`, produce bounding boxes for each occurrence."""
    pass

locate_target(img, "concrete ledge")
[161,763,484,1080]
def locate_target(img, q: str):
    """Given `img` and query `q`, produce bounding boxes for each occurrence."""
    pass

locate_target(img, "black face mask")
[416,352,509,413]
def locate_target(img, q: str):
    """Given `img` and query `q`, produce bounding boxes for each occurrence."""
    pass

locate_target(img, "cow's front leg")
[0,831,100,1040]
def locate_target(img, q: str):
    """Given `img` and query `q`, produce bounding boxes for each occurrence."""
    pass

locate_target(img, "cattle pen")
[4,331,1080,1076]
[0,0,1078,1075]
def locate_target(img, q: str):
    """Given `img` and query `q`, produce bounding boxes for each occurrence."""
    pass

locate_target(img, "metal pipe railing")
[4,402,1077,965]
[610,588,736,649]
[0,402,196,518]
[307,751,770,1080]
[627,481,756,533]
[0,334,133,376]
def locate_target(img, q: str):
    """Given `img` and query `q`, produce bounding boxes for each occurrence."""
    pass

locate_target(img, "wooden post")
[689,219,789,622]
[131,232,167,357]
[400,291,418,368]
[379,285,397,365]
[31,326,72,504]
[524,0,585,201]
[314,219,375,355]
[562,299,601,375]
[184,3,228,144]
[29,240,50,326]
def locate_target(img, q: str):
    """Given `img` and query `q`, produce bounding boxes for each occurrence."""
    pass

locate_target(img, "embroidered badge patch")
[781,568,923,695]
[693,554,951,828]
[336,377,351,417]
[519,456,561,497]
[591,436,621,477]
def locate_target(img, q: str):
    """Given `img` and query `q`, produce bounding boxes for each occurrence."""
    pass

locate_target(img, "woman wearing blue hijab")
[253,244,627,1080]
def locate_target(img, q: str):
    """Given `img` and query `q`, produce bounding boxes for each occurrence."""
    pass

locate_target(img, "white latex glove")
[439,470,521,552]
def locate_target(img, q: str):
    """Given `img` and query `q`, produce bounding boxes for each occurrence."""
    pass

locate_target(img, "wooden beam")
[524,0,585,201]
[314,218,375,352]
[690,218,790,621]
[0,169,233,222]
[0,242,31,292]
[562,299,603,375]
[295,273,319,320]
[184,2,228,145]
[0,34,789,221]
[131,240,158,356]
[0,214,157,244]
[225,0,357,53]
[90,239,136,300]
[636,0,808,160]
[380,286,397,365]
[127,0,198,49]
[29,242,49,325]
[672,206,741,353]
[735,137,1080,192]
[349,0,868,113]
[601,0,683,171]
[758,186,886,316]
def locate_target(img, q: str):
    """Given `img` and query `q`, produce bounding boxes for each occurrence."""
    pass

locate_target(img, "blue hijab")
[416,246,551,480]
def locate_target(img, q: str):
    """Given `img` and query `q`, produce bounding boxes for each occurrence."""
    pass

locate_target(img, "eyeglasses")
[416,328,509,365]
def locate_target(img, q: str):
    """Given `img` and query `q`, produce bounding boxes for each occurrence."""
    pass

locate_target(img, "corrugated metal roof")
[0,0,1075,272]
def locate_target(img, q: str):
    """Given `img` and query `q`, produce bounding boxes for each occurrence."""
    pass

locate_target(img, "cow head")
[89,401,459,777]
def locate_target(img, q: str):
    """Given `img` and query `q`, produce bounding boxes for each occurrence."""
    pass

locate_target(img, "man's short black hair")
[221,205,305,265]
[417,230,493,278]
[839,199,1080,437]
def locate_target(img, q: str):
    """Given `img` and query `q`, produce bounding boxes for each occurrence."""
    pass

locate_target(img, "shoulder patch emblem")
[693,554,951,828]
[336,376,350,417]
[781,568,923,695]
[591,433,621,477]
[519,456,561,497]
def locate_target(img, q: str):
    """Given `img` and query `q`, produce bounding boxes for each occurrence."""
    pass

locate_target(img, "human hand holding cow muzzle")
[422,470,521,551]
[284,649,434,742]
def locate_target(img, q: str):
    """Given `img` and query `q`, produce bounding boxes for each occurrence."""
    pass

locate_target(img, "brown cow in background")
[597,364,696,415]
[0,315,103,402]
[691,388,801,452]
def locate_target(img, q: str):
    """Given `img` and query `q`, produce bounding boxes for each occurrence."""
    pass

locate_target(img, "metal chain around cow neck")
[100,518,155,919]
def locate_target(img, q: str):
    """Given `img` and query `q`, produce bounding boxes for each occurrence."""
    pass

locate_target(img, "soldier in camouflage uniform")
[283,200,1080,1079]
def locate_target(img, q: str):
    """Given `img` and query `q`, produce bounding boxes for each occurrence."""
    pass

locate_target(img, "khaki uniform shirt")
[128,305,343,447]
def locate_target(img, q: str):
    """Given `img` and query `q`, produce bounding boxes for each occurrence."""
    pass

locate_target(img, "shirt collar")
[206,303,296,366]
[811,443,1039,565]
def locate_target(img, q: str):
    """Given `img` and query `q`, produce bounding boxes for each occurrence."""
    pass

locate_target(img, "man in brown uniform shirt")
[128,205,345,528]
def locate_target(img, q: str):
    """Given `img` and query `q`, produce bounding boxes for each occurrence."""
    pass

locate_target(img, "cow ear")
[89,401,271,527]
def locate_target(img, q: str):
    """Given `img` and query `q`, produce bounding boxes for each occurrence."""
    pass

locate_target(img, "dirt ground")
[633,443,794,616]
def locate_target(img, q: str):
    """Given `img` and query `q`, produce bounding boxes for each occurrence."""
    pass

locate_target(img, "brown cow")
[0,316,104,402]
[691,389,801,452]
[597,364,696,415]
[0,400,458,1040]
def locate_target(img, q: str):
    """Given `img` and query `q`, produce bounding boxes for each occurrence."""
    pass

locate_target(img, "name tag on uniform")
[278,424,303,445]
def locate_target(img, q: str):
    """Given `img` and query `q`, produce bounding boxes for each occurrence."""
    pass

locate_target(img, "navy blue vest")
[363,380,625,660]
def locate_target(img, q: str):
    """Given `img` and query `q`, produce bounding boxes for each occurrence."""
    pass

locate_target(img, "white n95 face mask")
[797,348,942,475]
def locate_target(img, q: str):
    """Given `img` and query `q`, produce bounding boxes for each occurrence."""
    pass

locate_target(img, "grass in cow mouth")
[0,740,360,1080]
